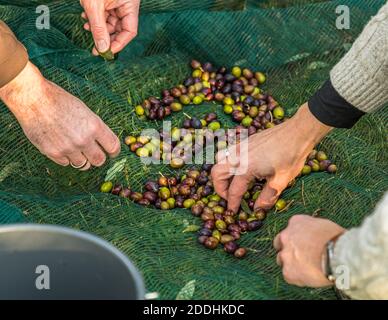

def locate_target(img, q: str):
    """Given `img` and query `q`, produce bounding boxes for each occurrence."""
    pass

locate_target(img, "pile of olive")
[134,60,281,135]
[125,113,225,168]
[301,150,337,175]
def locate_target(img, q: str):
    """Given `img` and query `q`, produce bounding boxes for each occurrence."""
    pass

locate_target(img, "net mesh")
[0,0,387,300]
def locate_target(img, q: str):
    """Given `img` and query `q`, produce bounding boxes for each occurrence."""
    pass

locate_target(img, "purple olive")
[111,185,122,196]
[204,220,215,230]
[230,231,240,240]
[198,235,208,245]
[237,220,249,232]
[198,228,213,237]
[224,241,239,254]
[119,188,131,198]
[143,191,157,203]
[248,220,263,231]
[138,198,150,206]
[145,181,159,193]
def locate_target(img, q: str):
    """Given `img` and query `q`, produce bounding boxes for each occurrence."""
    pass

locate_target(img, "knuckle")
[289,215,303,225]
[279,231,288,245]
[92,153,106,167]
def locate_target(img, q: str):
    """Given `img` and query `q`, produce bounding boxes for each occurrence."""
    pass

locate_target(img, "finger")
[83,2,111,53]
[82,142,107,167]
[107,15,118,27]
[211,163,232,200]
[95,125,121,158]
[67,151,88,169]
[81,12,87,20]
[276,252,283,267]
[46,154,69,167]
[79,161,92,172]
[227,175,253,213]
[110,14,138,54]
[254,175,290,210]
[84,22,90,31]
[273,233,282,251]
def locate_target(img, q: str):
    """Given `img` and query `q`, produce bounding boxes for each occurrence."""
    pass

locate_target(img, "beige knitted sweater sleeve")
[330,2,388,113]
[329,3,388,300]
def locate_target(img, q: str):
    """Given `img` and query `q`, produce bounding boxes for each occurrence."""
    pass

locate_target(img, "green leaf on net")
[241,199,252,215]
[183,225,200,233]
[176,280,196,300]
[105,158,128,181]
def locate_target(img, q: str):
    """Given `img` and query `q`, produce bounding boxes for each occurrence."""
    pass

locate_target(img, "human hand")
[211,103,333,213]
[80,0,140,55]
[274,215,345,287]
[0,62,120,170]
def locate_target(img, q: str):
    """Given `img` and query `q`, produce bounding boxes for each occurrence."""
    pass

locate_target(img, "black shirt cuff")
[308,80,365,129]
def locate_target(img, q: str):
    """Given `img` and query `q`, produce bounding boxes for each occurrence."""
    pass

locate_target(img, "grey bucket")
[0,224,146,300]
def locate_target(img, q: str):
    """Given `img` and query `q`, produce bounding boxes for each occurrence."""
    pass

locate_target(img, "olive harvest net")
[0,0,387,300]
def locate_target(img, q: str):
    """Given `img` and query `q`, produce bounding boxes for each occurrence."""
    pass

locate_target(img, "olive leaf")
[176,280,196,300]
[105,158,127,181]
[0,162,20,183]
[182,225,200,233]
[241,199,252,215]
[99,49,115,61]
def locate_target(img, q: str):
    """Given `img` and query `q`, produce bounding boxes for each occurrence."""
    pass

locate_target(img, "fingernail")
[97,40,109,53]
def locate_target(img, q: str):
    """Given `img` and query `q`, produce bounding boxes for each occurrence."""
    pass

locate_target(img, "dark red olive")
[171,87,182,98]
[224,209,235,217]
[183,119,192,129]
[232,110,245,122]
[191,204,204,216]
[178,185,191,197]
[248,220,263,231]
[237,220,249,232]
[175,196,185,208]
[198,235,208,245]
[145,181,159,193]
[111,185,122,196]
[130,192,143,202]
[224,241,239,254]
[248,126,257,136]
[142,99,151,110]
[234,248,247,258]
[204,113,217,123]
[230,231,240,240]
[168,177,178,186]
[119,188,131,198]
[143,191,157,203]
[204,220,215,230]
[155,198,162,209]
[204,237,219,249]
[228,224,241,233]
[138,198,150,206]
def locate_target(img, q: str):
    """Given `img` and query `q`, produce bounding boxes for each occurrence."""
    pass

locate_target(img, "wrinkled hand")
[0,62,120,170]
[274,215,345,287]
[80,0,140,55]
[211,104,332,213]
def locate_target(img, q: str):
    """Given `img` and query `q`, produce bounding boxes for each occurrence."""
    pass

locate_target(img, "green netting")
[0,0,387,300]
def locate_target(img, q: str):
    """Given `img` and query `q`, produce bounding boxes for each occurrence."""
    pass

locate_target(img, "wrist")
[291,103,333,148]
[0,61,46,119]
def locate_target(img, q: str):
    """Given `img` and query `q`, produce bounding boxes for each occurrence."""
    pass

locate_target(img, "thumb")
[86,3,110,53]
[254,175,289,210]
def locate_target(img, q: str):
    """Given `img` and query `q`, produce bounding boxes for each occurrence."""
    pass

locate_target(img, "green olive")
[124,136,137,146]
[192,69,202,78]
[275,199,287,211]
[223,97,234,105]
[135,105,145,116]
[255,72,266,84]
[273,106,285,120]
[220,234,235,244]
[212,230,222,241]
[316,151,328,161]
[193,95,204,105]
[208,121,221,131]
[171,102,183,112]
[167,197,176,209]
[136,147,150,158]
[183,199,196,209]
[160,201,170,210]
[242,116,253,128]
[137,136,150,145]
[302,165,312,175]
[100,181,113,193]
[180,95,191,105]
[215,220,227,231]
[223,105,234,114]
[232,66,242,78]
[158,187,171,200]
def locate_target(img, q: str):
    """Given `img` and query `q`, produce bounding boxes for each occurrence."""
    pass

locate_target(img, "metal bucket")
[0,224,146,300]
